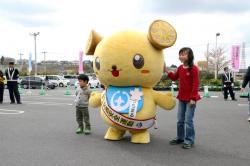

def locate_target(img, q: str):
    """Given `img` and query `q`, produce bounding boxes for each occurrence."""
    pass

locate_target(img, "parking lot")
[0,88,250,166]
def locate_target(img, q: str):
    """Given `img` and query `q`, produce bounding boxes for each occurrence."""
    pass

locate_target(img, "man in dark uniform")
[5,62,22,104]
[222,67,236,101]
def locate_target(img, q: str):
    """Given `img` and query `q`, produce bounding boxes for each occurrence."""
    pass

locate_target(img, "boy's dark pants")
[76,106,91,130]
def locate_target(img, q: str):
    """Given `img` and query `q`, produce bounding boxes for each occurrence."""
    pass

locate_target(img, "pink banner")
[79,51,84,74]
[231,45,240,72]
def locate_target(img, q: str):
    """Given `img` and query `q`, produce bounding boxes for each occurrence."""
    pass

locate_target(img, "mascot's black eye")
[95,57,100,70]
[133,54,144,69]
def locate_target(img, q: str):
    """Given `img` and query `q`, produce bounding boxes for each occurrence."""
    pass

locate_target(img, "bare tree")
[207,47,230,79]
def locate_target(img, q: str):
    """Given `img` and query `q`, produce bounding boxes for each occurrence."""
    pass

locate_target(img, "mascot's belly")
[100,87,157,130]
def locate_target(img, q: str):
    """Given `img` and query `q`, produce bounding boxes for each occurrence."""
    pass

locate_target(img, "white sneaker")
[248,117,250,122]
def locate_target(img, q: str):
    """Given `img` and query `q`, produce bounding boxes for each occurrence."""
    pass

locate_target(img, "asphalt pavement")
[0,88,249,166]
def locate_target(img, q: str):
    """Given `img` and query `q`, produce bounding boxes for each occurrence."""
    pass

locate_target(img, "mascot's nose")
[112,65,117,70]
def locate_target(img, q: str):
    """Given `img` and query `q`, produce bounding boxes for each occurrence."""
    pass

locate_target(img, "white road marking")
[202,95,219,98]
[22,101,73,106]
[238,104,248,107]
[0,109,24,115]
[22,96,74,101]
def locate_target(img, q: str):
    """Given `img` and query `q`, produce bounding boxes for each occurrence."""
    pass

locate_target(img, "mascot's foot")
[130,130,150,144]
[104,127,125,141]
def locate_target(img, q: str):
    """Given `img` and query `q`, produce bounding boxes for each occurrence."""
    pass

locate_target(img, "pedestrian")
[164,47,200,149]
[222,67,237,101]
[0,70,5,104]
[241,66,250,122]
[5,62,22,104]
[74,74,92,134]
[45,75,49,89]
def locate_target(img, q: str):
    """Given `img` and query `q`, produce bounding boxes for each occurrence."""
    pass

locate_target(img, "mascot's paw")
[89,92,101,108]
[165,92,176,109]
[104,127,125,141]
[130,130,150,144]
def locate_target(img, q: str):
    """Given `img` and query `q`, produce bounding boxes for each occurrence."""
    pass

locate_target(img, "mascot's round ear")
[148,20,177,50]
[85,30,103,55]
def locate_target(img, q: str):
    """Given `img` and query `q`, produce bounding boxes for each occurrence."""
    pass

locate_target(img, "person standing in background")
[222,67,237,101]
[241,66,250,122]
[0,70,5,104]
[5,62,22,104]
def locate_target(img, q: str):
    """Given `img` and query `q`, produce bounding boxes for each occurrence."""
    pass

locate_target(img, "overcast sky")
[0,0,249,67]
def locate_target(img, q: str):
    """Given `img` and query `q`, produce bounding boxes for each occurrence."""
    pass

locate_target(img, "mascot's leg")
[130,130,150,144]
[104,127,126,141]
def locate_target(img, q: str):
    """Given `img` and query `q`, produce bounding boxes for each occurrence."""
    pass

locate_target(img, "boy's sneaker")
[76,127,83,134]
[248,117,250,122]
[169,138,184,145]
[182,143,193,149]
[84,129,91,135]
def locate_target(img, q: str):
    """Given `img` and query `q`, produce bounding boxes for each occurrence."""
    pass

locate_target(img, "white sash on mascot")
[101,92,155,130]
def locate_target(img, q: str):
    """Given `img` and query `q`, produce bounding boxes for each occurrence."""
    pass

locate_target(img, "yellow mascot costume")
[86,20,177,144]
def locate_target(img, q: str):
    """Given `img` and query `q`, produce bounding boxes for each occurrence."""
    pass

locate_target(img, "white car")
[88,76,100,88]
[74,76,100,89]
[63,75,78,86]
[46,75,70,87]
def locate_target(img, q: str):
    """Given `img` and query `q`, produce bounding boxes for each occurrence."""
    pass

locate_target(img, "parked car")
[74,76,100,89]
[20,76,56,89]
[46,75,70,87]
[63,75,78,86]
[89,76,100,88]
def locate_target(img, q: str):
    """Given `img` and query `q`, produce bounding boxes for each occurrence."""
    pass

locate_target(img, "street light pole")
[30,32,40,76]
[215,33,220,79]
[41,51,47,75]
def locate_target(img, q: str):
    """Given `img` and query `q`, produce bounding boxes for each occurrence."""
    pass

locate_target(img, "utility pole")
[18,53,23,72]
[41,51,47,75]
[30,32,40,76]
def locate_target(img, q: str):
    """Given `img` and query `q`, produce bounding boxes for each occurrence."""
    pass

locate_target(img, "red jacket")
[168,65,201,102]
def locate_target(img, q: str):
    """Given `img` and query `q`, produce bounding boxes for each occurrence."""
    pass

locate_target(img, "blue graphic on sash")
[106,86,143,114]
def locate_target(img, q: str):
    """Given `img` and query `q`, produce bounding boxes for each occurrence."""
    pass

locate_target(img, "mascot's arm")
[89,92,102,108]
[152,90,176,110]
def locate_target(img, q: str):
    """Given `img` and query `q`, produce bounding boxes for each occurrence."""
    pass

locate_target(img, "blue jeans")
[177,100,196,144]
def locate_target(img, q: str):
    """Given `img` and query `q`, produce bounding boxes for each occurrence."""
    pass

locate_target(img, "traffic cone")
[64,86,71,96]
[203,86,210,98]
[39,85,45,96]
[18,84,24,94]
